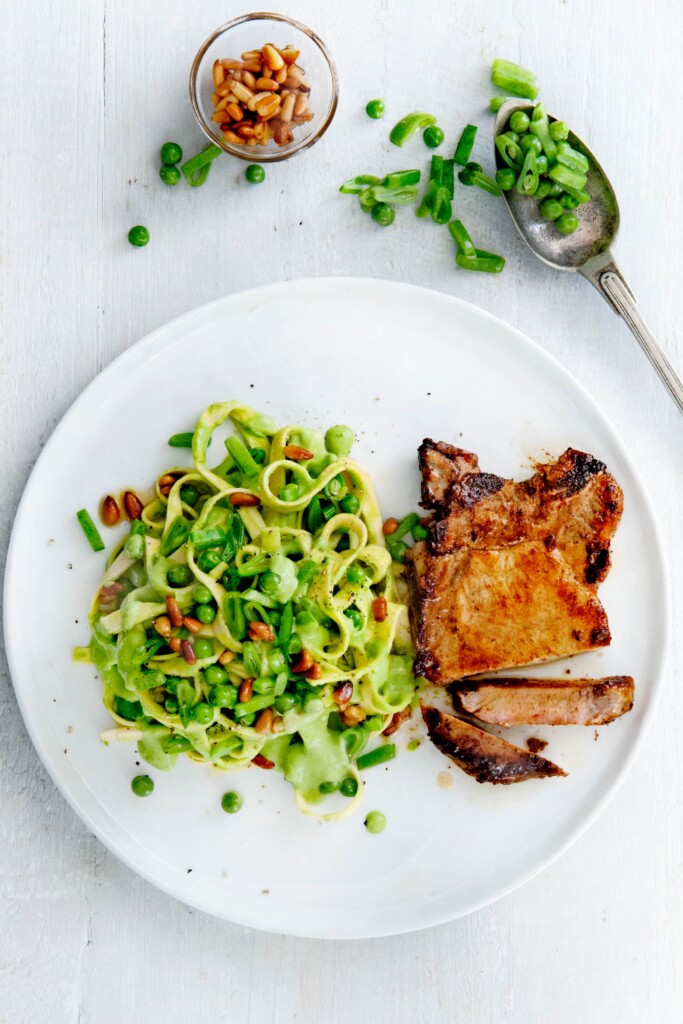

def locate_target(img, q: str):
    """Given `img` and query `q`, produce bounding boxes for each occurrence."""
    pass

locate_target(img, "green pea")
[209,683,237,708]
[519,134,542,155]
[274,694,297,714]
[279,484,300,502]
[388,540,407,563]
[131,774,154,797]
[205,664,228,686]
[547,182,564,197]
[165,697,179,714]
[346,564,366,584]
[167,563,193,587]
[340,776,358,797]
[193,638,214,660]
[365,810,387,834]
[539,197,564,221]
[339,494,360,515]
[509,110,531,133]
[365,99,385,119]
[325,425,355,457]
[556,212,579,235]
[288,633,303,656]
[548,120,569,141]
[319,780,338,794]
[159,164,181,186]
[163,735,192,753]
[245,164,265,184]
[423,125,445,148]
[128,225,149,247]
[240,711,256,726]
[249,447,267,465]
[343,608,364,631]
[192,702,214,724]
[221,791,243,813]
[560,193,580,210]
[195,603,216,624]
[192,584,213,604]
[535,154,548,175]
[495,168,517,192]
[160,141,183,164]
[197,550,222,573]
[371,202,395,227]
[412,523,429,541]
[260,570,280,595]
[180,485,200,507]
[165,677,181,694]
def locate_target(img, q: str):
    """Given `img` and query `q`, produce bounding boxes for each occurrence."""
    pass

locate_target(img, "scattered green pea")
[423,125,445,148]
[221,791,243,813]
[365,810,387,834]
[340,776,359,797]
[319,780,338,794]
[191,702,214,724]
[346,564,366,584]
[195,603,217,624]
[209,683,238,708]
[159,164,181,186]
[325,425,355,457]
[339,494,360,515]
[128,225,149,247]
[167,563,193,587]
[131,774,154,797]
[539,197,564,221]
[204,664,228,686]
[371,202,395,226]
[192,584,213,604]
[193,638,214,660]
[365,99,385,119]
[245,164,265,184]
[556,212,579,235]
[180,485,200,507]
[160,142,183,165]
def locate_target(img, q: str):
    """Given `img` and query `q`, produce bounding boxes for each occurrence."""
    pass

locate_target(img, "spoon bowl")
[492,99,682,411]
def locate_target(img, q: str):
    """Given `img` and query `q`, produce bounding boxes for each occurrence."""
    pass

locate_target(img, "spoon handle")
[597,268,683,413]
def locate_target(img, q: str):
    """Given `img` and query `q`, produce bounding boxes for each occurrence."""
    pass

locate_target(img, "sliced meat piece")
[422,706,566,784]
[428,448,623,588]
[406,539,611,683]
[418,438,480,511]
[453,676,635,726]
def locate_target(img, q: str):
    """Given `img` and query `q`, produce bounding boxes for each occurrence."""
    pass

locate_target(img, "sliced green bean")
[453,124,477,165]
[77,509,104,552]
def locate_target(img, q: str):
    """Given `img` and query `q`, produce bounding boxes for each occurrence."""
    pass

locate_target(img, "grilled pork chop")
[453,676,635,726]
[406,441,622,683]
[422,706,566,784]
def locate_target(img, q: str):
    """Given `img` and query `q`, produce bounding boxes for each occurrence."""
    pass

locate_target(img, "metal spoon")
[493,99,683,412]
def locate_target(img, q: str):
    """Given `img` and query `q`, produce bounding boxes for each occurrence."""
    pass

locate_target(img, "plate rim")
[3,276,670,939]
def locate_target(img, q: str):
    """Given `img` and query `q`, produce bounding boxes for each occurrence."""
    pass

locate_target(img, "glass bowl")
[189,13,339,163]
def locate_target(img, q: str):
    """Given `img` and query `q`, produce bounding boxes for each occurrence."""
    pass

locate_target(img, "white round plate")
[4,278,668,939]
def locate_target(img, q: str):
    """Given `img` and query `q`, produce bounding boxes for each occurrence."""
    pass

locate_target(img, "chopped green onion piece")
[389,112,437,147]
[339,175,381,195]
[356,743,396,771]
[516,150,539,195]
[453,124,477,165]
[76,509,104,552]
[495,134,523,168]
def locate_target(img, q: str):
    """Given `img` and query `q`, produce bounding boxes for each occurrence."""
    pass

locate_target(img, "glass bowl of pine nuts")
[189,13,339,162]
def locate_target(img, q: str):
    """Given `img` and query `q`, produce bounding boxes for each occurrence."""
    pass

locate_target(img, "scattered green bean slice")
[339,175,381,194]
[168,431,194,448]
[456,249,506,273]
[389,111,437,147]
[491,58,538,100]
[180,144,222,187]
[77,509,104,552]
[356,743,396,771]
[453,124,477,165]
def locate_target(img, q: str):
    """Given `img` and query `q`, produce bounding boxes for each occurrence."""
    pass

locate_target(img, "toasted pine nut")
[215,80,234,98]
[294,93,308,117]
[182,616,203,634]
[222,130,242,144]
[101,495,121,527]
[154,615,172,638]
[256,94,281,118]
[383,706,412,736]
[283,444,314,460]
[255,708,274,734]
[241,49,262,61]
[211,110,231,124]
[214,95,229,113]
[248,620,275,642]
[166,594,183,628]
[211,91,220,105]
[292,111,314,125]
[224,92,240,105]
[297,79,311,94]
[218,649,234,666]
[262,43,285,70]
[252,753,275,769]
[239,678,253,703]
[261,67,273,79]
[168,637,182,653]
[292,648,313,674]
[181,640,197,665]
[280,93,295,123]
[123,490,143,520]
[220,58,244,70]
[274,67,287,85]
[213,61,225,88]
[231,70,243,82]
[248,90,272,112]
[372,595,388,622]
[341,706,367,727]
[261,123,273,144]
[246,137,258,147]
[255,77,279,91]
[226,102,243,121]
[238,124,256,138]
[242,59,263,73]
[383,518,399,536]
[271,714,285,733]
[306,663,322,681]
[253,122,265,139]
[333,681,353,709]
[242,70,257,90]
[272,120,292,146]
[279,46,300,66]
[230,80,255,104]
[229,491,260,507]
[159,474,176,490]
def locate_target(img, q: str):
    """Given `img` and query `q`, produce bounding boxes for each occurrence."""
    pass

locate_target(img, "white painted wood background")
[1,0,682,1021]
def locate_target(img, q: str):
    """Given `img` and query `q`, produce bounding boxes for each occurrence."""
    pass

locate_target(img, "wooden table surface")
[1,1,682,1021]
